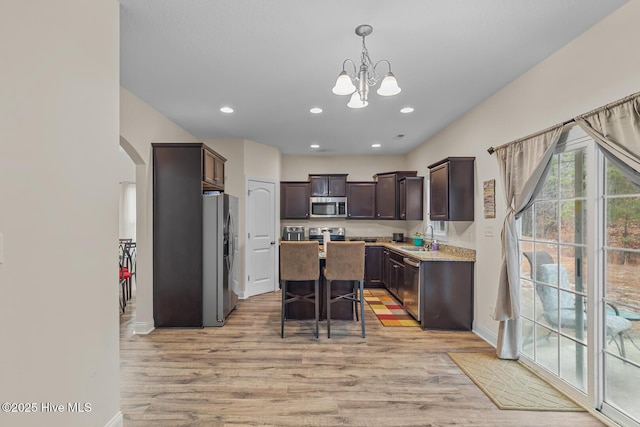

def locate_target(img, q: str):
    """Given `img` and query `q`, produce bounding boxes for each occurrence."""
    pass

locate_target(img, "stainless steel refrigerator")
[203,193,239,326]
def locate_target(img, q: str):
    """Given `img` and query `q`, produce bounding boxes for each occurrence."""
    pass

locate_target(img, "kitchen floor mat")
[363,289,419,327]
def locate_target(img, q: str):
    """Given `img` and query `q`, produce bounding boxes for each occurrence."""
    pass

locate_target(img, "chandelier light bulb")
[376,72,401,96]
[347,92,368,109]
[332,71,356,95]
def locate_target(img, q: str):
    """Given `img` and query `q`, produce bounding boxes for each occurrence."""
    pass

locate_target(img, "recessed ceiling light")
[400,107,414,114]
[220,106,234,113]
[310,144,320,149]
[310,107,323,114]
[371,143,381,148]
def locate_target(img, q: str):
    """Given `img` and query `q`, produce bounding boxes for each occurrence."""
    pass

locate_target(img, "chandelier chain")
[360,35,380,86]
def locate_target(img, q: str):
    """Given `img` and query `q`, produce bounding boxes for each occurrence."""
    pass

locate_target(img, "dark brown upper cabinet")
[280,181,310,219]
[346,181,376,219]
[399,176,424,220]
[202,147,225,191]
[374,171,418,220]
[428,157,475,221]
[308,174,347,197]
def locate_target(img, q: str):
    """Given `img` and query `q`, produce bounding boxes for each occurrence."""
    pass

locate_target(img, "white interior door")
[246,178,277,297]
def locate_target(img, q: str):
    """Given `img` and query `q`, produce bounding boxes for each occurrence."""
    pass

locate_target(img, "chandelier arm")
[373,59,392,75]
[342,59,357,79]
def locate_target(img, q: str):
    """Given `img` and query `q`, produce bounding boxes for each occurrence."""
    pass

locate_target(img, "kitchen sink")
[399,246,427,252]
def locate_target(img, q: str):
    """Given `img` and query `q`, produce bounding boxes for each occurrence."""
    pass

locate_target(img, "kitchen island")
[281,241,475,330]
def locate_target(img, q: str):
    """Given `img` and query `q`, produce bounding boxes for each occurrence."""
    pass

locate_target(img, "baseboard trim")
[105,411,123,427]
[134,321,154,335]
[472,320,497,348]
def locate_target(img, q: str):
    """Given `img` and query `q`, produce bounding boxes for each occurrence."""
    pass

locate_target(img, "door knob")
[270,241,276,245]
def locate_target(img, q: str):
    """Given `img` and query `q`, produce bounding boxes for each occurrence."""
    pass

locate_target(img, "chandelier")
[332,24,401,109]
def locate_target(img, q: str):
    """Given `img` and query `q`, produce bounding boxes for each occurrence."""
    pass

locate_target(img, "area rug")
[363,289,419,327]
[448,352,585,411]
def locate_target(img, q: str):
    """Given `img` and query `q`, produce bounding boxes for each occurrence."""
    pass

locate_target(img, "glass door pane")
[602,158,640,422]
[519,142,589,394]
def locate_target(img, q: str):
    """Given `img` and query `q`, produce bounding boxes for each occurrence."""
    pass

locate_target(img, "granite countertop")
[283,238,476,262]
[381,242,475,262]
[339,238,476,262]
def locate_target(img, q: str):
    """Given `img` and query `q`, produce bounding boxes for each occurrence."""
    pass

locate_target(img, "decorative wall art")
[483,179,495,218]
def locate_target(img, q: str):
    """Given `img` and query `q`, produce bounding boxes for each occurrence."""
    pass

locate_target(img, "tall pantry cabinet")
[152,143,226,327]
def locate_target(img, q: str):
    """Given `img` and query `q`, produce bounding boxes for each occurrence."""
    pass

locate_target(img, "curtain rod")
[486,90,640,155]
[486,119,575,155]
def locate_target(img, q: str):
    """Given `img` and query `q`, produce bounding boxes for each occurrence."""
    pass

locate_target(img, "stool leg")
[327,279,331,339]
[353,280,359,321]
[359,279,366,338]
[314,279,319,339]
[281,280,286,338]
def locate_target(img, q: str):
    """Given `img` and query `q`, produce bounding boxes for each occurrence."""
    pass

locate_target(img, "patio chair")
[523,251,632,357]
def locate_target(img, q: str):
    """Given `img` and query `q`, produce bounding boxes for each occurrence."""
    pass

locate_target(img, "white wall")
[205,139,282,296]
[117,146,136,182]
[407,0,640,342]
[0,1,121,426]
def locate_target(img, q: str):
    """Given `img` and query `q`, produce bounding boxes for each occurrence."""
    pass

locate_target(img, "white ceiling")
[120,0,628,155]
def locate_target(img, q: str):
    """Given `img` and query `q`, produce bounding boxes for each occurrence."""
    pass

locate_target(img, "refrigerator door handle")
[227,210,236,278]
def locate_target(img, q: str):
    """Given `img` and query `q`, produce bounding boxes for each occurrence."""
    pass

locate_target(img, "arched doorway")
[118,136,153,334]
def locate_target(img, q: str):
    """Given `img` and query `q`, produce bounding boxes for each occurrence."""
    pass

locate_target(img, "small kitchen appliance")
[392,233,404,242]
[282,226,305,241]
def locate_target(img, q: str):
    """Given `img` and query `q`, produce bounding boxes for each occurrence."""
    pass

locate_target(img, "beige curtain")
[575,92,640,187]
[493,125,563,359]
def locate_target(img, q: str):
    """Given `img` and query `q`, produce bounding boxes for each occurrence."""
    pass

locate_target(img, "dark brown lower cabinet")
[388,250,405,303]
[364,246,383,287]
[382,248,391,288]
[420,261,474,330]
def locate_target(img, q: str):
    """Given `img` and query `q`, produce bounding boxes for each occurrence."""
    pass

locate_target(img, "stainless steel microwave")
[309,197,347,218]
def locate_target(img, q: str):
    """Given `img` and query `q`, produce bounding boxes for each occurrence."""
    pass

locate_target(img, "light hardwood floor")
[120,291,605,426]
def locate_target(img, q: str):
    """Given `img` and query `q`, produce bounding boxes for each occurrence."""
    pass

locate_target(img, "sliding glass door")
[518,126,640,426]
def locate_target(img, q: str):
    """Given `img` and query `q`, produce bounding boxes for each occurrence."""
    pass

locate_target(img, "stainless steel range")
[308,227,346,242]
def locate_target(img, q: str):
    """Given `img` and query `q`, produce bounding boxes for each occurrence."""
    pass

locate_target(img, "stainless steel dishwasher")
[403,258,420,321]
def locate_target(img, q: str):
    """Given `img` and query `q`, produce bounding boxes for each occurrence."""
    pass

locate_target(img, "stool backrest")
[280,241,319,281]
[324,241,365,281]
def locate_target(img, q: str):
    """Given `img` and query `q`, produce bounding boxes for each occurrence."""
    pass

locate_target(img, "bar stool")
[324,241,366,338]
[280,241,320,338]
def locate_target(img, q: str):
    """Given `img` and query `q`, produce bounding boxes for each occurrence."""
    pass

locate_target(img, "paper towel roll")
[323,230,331,248]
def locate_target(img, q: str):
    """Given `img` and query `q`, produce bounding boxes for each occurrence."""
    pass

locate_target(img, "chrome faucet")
[423,224,434,250]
